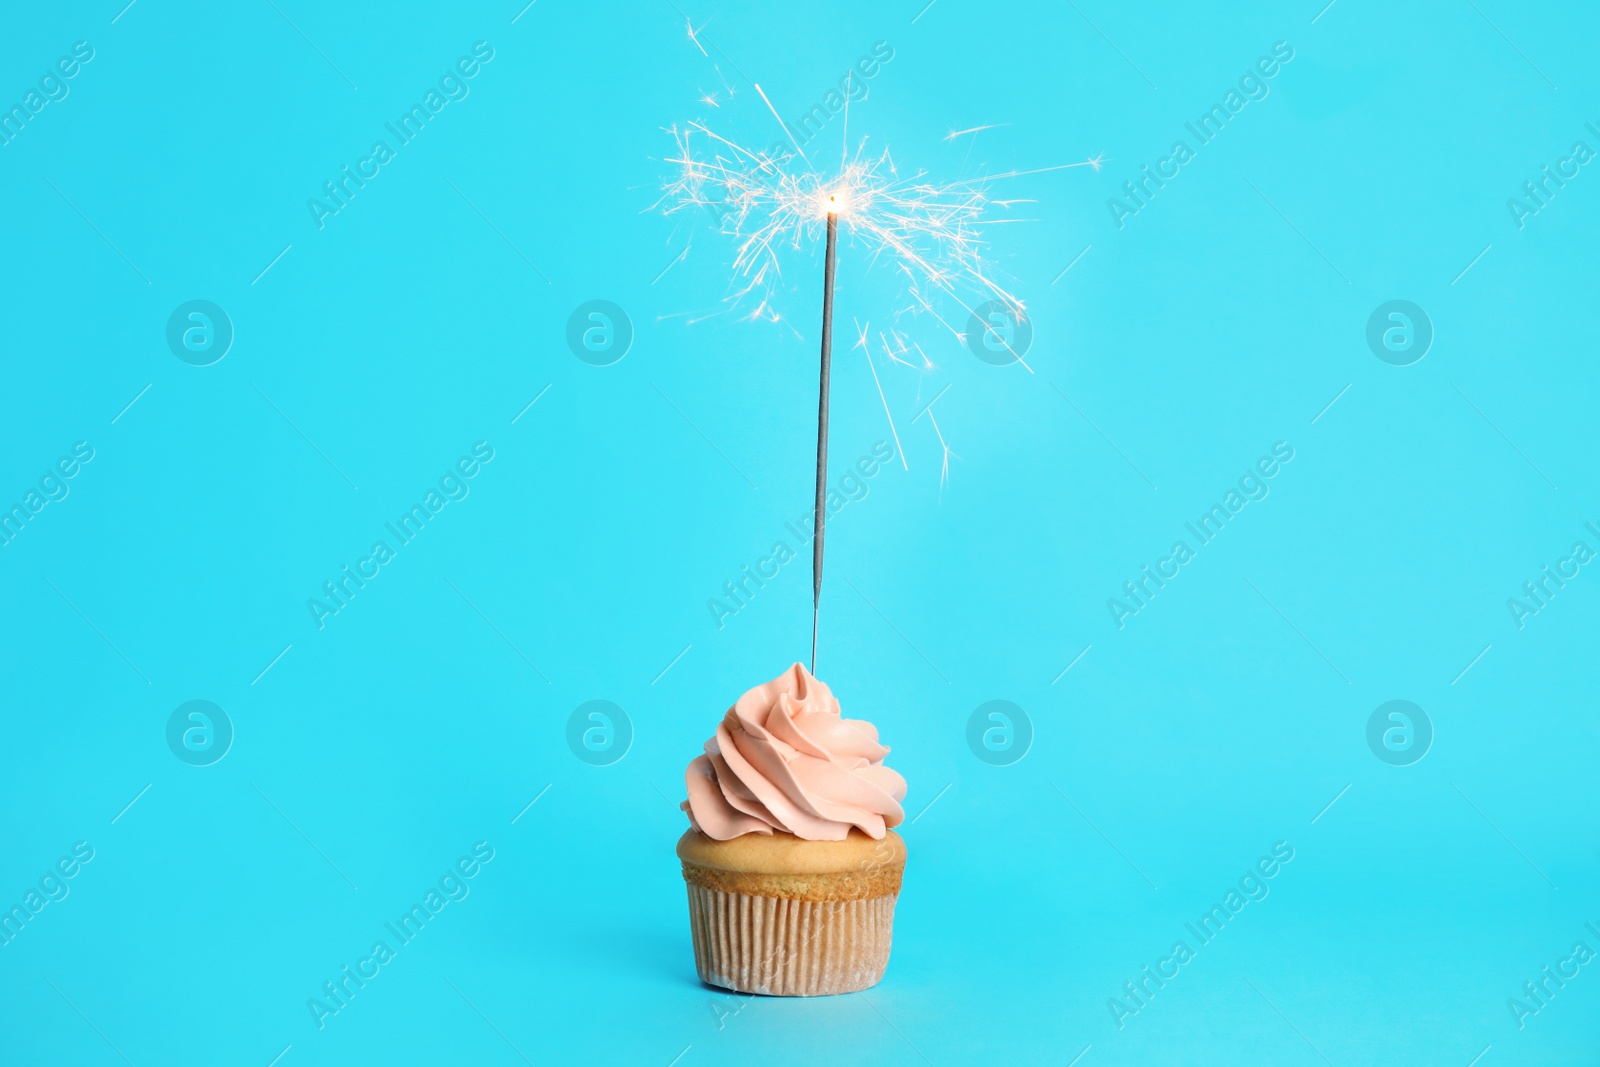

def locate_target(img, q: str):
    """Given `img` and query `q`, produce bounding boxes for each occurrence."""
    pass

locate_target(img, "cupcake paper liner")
[685,882,897,996]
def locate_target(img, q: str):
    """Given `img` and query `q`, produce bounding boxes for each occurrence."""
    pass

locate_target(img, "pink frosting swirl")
[682,664,907,841]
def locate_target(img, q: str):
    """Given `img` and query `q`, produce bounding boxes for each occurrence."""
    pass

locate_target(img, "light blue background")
[2,0,1597,1063]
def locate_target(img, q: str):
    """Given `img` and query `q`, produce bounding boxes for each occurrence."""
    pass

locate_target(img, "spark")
[925,408,957,489]
[911,390,958,490]
[875,327,931,373]
[855,319,908,470]
[658,94,1096,490]
[944,123,1011,142]
[660,123,1069,341]
[753,84,813,170]
[976,158,1106,181]
[684,16,709,57]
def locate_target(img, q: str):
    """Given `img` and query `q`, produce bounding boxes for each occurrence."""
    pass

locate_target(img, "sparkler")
[661,106,1101,670]
[662,127,1069,348]
[811,195,839,673]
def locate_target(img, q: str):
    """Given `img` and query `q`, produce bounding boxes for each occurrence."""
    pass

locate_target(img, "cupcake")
[678,663,907,996]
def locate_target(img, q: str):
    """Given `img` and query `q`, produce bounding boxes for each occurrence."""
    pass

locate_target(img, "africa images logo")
[307,42,495,230]
[1107,841,1296,1029]
[0,40,94,149]
[1106,41,1295,229]
[306,442,495,629]
[1107,442,1295,628]
[307,842,495,1030]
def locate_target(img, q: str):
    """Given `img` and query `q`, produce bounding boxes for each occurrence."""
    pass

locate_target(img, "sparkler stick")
[811,202,839,674]
[660,110,1102,669]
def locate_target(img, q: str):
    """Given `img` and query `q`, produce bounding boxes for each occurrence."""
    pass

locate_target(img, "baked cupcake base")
[677,828,905,997]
